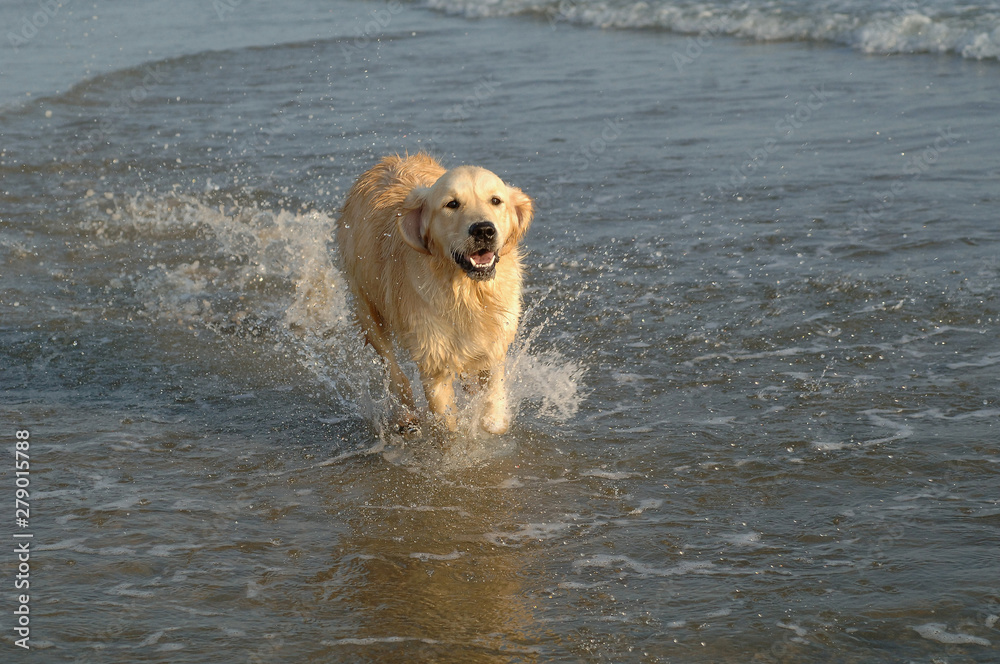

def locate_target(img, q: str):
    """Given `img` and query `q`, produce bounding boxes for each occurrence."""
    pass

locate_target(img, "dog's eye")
[491,197,502,206]
[445,200,460,209]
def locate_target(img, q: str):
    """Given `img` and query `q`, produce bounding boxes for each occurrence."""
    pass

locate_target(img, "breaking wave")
[418,0,1000,60]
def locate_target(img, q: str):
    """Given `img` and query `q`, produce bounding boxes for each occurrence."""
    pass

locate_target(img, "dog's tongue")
[470,251,495,267]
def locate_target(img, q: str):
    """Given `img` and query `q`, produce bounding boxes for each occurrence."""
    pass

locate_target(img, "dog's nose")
[469,221,497,241]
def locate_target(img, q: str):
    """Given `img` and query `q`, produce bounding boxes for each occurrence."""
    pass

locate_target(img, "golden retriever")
[336,153,534,434]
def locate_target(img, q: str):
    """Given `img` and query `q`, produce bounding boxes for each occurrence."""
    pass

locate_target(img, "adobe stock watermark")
[751,621,813,664]
[671,16,734,73]
[70,600,136,663]
[12,429,33,650]
[7,0,73,51]
[234,110,293,185]
[230,90,310,186]
[865,0,923,37]
[534,117,626,208]
[76,64,169,154]
[714,84,832,198]
[851,463,961,578]
[547,0,585,30]
[248,634,285,663]
[422,75,503,150]
[212,0,244,21]
[340,0,404,64]
[852,127,960,228]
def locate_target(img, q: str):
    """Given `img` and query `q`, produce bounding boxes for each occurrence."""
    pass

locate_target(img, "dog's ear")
[503,185,534,251]
[397,186,432,255]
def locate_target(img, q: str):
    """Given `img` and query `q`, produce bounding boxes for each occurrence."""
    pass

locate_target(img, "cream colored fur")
[336,153,534,434]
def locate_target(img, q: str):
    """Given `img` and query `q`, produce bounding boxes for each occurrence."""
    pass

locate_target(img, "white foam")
[97,546,139,556]
[701,416,738,426]
[723,531,763,547]
[324,636,442,646]
[409,550,465,561]
[619,425,657,433]
[246,580,263,599]
[628,498,664,515]
[361,504,467,514]
[37,537,90,552]
[812,440,851,451]
[573,554,716,578]
[317,441,387,466]
[858,409,914,447]
[421,0,1000,59]
[912,623,991,646]
[169,499,219,512]
[910,407,1000,421]
[486,521,575,546]
[557,580,605,589]
[137,630,173,647]
[685,345,819,367]
[107,583,156,598]
[947,351,1000,369]
[95,496,142,511]
[778,621,808,637]
[580,469,642,480]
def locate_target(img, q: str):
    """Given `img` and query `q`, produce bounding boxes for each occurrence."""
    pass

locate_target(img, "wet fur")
[336,153,534,433]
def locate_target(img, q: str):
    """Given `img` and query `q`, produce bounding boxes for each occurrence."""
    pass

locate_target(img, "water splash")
[97,189,583,460]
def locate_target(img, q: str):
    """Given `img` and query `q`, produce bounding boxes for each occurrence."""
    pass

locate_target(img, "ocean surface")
[2,0,999,661]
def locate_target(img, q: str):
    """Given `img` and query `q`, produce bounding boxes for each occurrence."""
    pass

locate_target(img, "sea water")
[1,0,998,661]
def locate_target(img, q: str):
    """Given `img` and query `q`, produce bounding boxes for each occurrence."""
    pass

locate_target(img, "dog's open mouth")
[454,249,498,281]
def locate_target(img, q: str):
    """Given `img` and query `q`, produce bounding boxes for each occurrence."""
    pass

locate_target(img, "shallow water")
[2,0,999,662]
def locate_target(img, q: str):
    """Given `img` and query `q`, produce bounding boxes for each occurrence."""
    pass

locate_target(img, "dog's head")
[397,165,533,281]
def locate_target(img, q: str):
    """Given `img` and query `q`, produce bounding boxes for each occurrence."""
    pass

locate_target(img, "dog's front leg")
[354,302,418,430]
[478,365,509,435]
[423,372,458,431]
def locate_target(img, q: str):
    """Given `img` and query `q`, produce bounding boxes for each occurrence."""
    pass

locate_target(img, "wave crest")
[419,0,1000,59]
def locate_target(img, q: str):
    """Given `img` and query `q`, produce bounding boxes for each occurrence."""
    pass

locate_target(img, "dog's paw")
[428,412,458,433]
[396,413,422,437]
[479,410,509,435]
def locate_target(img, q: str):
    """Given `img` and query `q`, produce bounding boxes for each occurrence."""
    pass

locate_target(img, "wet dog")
[337,153,534,434]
